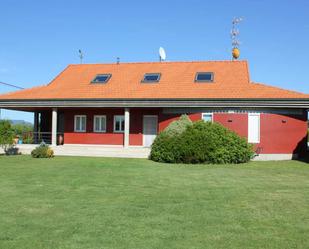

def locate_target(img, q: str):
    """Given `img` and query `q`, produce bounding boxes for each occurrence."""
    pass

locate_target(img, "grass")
[0,156,308,249]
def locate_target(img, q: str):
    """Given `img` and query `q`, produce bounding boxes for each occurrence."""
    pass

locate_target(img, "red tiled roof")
[0,60,308,100]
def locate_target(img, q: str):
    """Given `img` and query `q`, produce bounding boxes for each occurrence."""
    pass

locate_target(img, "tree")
[0,120,15,153]
[11,123,33,137]
[11,122,34,144]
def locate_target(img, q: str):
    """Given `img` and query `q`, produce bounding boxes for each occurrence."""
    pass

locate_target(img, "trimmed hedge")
[31,143,54,158]
[150,120,254,164]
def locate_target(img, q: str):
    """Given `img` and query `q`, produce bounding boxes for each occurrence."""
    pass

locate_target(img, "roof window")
[195,72,214,82]
[91,74,112,83]
[142,73,161,83]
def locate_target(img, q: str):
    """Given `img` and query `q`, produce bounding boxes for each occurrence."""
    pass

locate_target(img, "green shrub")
[22,133,33,144]
[0,120,15,153]
[164,114,193,136]
[11,123,33,137]
[10,123,34,144]
[149,131,182,163]
[31,143,54,158]
[150,121,254,164]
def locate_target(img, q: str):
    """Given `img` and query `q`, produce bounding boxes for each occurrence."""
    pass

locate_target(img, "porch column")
[51,108,57,146]
[124,108,130,148]
[33,112,39,144]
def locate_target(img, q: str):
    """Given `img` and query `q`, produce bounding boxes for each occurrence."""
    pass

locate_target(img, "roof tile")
[0,61,308,100]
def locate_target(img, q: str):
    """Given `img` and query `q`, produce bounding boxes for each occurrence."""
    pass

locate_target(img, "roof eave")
[0,98,309,109]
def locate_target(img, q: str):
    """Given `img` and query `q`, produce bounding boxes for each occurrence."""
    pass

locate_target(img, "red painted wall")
[158,112,201,131]
[61,108,308,154]
[64,109,124,145]
[214,113,248,138]
[214,112,307,154]
[259,113,307,154]
[63,108,160,146]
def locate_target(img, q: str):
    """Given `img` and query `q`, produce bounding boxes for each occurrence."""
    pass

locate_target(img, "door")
[248,113,260,143]
[143,115,158,147]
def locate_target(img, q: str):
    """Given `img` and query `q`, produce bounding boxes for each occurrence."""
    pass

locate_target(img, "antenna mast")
[78,49,84,64]
[231,17,243,60]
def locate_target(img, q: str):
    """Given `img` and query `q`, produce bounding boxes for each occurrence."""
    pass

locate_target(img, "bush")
[11,123,33,137]
[150,121,254,164]
[22,133,34,144]
[31,142,54,158]
[0,120,15,154]
[11,123,34,144]
[149,131,182,163]
[164,114,193,136]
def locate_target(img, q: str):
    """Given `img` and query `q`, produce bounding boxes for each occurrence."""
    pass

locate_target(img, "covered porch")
[6,106,166,148]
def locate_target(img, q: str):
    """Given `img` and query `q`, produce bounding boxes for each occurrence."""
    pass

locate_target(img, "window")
[202,113,213,122]
[142,73,161,83]
[248,113,260,143]
[91,74,112,83]
[74,115,86,132]
[195,72,214,82]
[93,115,106,132]
[114,115,125,133]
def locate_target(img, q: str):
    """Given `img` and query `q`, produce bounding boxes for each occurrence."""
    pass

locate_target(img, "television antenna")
[159,47,166,62]
[78,49,84,64]
[231,17,243,60]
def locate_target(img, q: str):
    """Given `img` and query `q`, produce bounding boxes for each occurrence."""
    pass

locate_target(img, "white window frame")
[93,115,106,133]
[74,115,87,132]
[113,115,125,133]
[201,113,213,122]
[248,113,260,143]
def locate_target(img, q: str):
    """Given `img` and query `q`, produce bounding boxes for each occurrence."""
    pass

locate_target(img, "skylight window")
[91,74,112,83]
[142,73,161,83]
[195,72,214,82]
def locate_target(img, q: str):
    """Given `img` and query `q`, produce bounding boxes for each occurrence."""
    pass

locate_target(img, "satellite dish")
[159,47,166,61]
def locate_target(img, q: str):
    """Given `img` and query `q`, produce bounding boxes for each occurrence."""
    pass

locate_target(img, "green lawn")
[0,156,308,249]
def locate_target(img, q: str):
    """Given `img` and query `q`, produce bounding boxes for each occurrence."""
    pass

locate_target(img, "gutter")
[0,98,309,109]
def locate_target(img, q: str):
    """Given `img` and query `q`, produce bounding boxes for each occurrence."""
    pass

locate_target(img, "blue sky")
[0,0,308,122]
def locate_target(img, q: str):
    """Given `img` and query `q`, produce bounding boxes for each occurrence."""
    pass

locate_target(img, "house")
[0,60,308,160]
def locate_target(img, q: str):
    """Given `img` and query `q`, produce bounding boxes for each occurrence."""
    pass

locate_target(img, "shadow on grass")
[293,151,309,163]
[299,155,309,163]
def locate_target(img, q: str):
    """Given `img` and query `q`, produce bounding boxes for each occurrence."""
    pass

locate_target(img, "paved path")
[1,144,150,158]
[2,144,307,160]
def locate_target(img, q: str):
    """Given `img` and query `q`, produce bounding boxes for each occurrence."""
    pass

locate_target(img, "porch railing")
[17,132,64,145]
